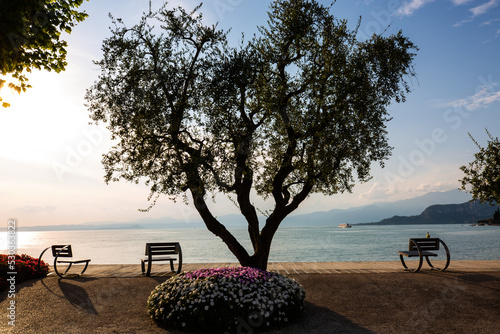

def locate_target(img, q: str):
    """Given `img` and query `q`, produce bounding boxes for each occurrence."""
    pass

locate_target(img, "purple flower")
[183,267,275,283]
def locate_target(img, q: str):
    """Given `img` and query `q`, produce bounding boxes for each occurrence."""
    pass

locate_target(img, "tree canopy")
[0,0,88,107]
[86,0,417,270]
[460,129,500,205]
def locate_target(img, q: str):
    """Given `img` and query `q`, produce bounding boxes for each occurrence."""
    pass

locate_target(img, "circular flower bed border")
[147,267,305,332]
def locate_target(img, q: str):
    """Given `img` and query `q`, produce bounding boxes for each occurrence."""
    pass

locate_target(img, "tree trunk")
[190,189,282,271]
[240,214,283,271]
[190,184,304,271]
[239,240,272,271]
[191,189,253,264]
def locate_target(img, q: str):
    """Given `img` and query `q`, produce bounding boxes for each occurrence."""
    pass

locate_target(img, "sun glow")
[0,70,91,165]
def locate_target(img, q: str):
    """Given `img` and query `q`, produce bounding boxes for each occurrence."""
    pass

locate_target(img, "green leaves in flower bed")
[0,254,49,290]
[147,267,305,333]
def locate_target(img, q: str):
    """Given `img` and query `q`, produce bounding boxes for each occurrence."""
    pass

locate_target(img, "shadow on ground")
[268,302,375,334]
[58,279,99,314]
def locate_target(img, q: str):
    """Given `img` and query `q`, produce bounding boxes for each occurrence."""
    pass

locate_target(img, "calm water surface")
[1,224,499,264]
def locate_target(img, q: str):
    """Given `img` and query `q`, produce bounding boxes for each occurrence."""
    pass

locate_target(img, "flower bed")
[147,267,305,332]
[0,254,49,291]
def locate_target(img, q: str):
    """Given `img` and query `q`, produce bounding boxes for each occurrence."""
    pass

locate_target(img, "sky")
[1,0,499,228]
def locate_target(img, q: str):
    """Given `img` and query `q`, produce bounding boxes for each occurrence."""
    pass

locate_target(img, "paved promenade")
[47,260,500,277]
[4,260,499,333]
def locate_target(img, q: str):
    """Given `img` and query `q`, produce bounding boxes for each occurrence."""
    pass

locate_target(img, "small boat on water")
[338,223,352,228]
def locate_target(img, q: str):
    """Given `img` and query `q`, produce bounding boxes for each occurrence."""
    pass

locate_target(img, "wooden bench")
[141,242,182,276]
[398,238,450,272]
[38,245,91,278]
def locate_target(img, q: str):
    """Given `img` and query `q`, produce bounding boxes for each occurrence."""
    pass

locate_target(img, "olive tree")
[460,129,500,205]
[86,0,417,270]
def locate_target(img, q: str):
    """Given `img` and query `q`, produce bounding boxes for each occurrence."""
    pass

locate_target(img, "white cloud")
[413,182,456,193]
[396,0,499,32]
[480,18,500,25]
[395,0,436,16]
[470,0,499,16]
[450,0,473,5]
[358,182,397,200]
[451,1,500,39]
[396,0,475,16]
[452,19,473,27]
[446,85,500,110]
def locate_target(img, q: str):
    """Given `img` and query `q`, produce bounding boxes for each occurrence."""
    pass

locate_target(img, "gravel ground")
[1,270,499,333]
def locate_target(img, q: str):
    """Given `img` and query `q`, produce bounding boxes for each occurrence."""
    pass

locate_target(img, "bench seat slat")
[148,251,177,255]
[56,259,91,264]
[149,245,177,248]
[398,250,438,257]
[143,257,177,262]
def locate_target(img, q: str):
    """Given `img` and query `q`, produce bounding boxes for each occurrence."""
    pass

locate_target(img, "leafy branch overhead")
[0,0,88,107]
[86,0,417,270]
[460,129,500,205]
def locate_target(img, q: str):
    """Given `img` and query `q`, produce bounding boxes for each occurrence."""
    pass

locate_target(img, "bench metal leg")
[54,262,90,278]
[62,263,74,276]
[142,259,181,276]
[38,247,51,272]
[399,254,409,270]
[54,260,73,278]
[146,261,152,277]
[80,261,90,275]
[169,260,182,274]
[141,259,153,277]
[399,254,423,272]
[400,239,424,272]
[54,258,62,277]
[425,256,434,269]
[176,260,182,274]
[425,241,451,271]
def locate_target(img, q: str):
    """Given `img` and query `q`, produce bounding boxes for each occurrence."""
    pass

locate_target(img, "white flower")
[148,268,305,331]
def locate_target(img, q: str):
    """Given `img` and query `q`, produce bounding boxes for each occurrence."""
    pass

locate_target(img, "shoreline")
[8,222,500,232]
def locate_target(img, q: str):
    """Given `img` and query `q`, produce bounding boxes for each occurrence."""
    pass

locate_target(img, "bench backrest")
[145,242,180,256]
[409,238,440,251]
[51,245,73,257]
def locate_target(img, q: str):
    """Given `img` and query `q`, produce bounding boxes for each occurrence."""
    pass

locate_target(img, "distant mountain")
[17,189,476,231]
[366,200,500,225]
[19,218,205,232]
[281,189,472,226]
[372,189,472,215]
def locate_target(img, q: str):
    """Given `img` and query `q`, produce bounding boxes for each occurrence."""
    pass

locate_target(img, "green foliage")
[147,267,305,332]
[460,129,500,205]
[0,0,88,107]
[86,0,417,269]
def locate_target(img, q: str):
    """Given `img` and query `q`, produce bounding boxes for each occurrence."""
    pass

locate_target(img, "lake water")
[1,224,499,264]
